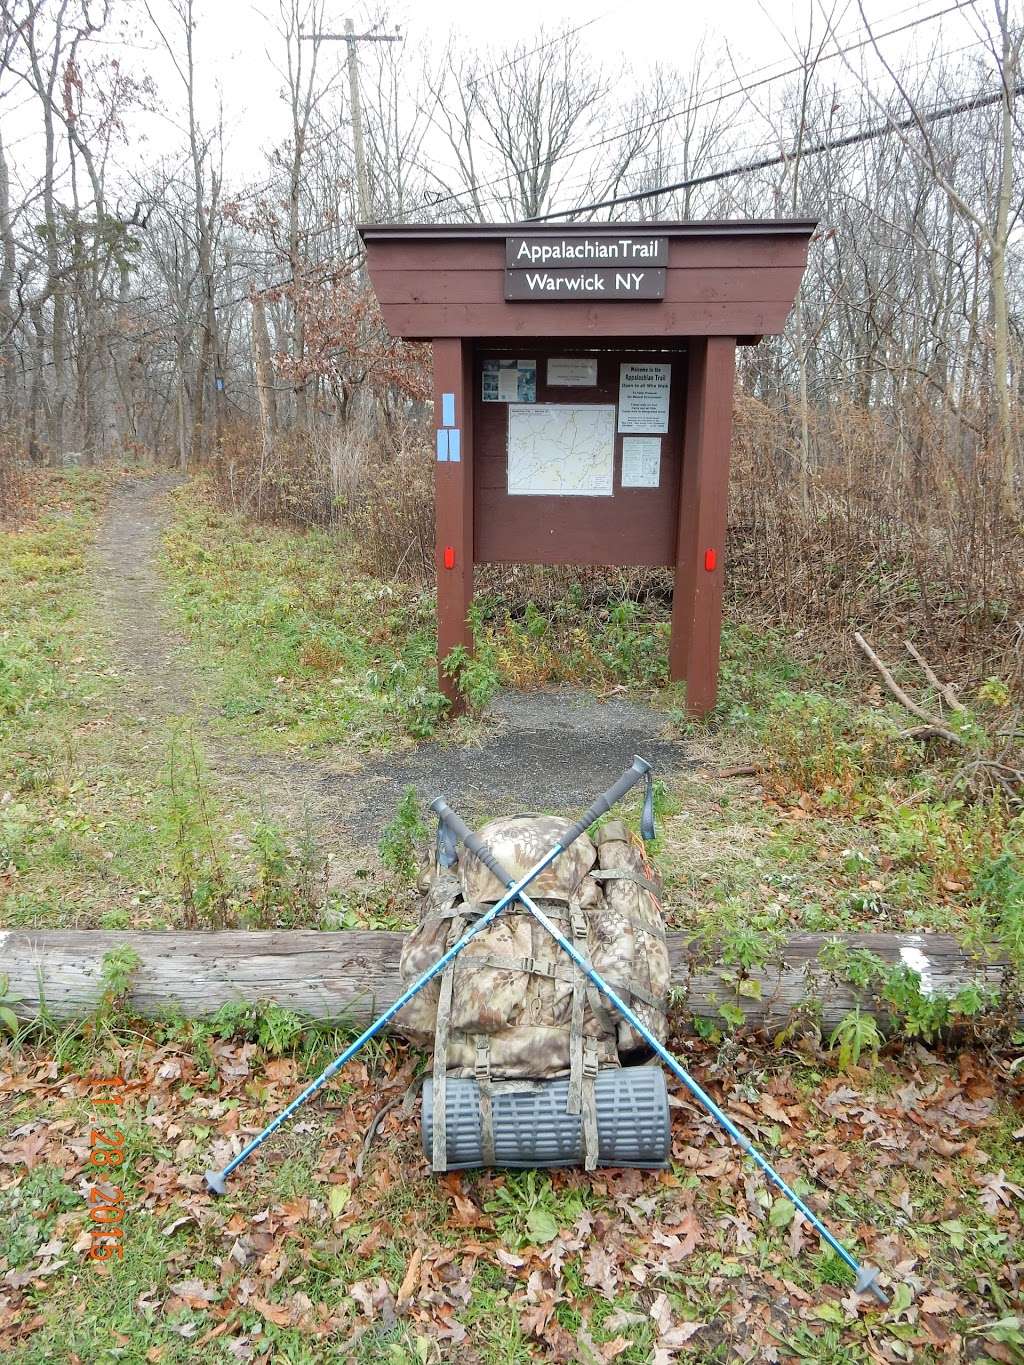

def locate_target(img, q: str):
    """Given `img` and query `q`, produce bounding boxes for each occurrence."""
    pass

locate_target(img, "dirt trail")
[90,477,694,852]
[91,475,191,720]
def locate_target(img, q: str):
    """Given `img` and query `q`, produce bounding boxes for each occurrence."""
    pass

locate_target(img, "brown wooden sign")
[360,219,816,718]
[505,267,666,301]
[506,235,668,267]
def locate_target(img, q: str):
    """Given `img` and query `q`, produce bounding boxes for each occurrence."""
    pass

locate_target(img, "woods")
[1,2,1022,693]
[0,2,1019,472]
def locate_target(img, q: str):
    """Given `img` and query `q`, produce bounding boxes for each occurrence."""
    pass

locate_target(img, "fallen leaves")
[0,1028,1020,1363]
[649,1291,704,1361]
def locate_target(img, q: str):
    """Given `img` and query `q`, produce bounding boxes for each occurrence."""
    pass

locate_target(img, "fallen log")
[1,929,1015,1032]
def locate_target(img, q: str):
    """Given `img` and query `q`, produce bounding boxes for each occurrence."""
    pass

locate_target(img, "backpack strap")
[454,953,577,984]
[431,910,465,1172]
[565,898,589,1119]
[589,868,662,897]
[581,1038,600,1171]
[474,1036,496,1167]
[621,979,664,1010]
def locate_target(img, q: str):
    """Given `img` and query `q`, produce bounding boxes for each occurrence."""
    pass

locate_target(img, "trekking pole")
[204,757,654,1195]
[433,803,889,1306]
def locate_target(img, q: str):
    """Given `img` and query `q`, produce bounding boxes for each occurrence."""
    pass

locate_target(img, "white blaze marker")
[899,938,936,997]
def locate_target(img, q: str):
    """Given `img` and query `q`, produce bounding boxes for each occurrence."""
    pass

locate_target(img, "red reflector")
[704,548,717,572]
[443,546,456,570]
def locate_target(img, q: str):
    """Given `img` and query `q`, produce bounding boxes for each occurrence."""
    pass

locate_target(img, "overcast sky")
[165,0,986,182]
[2,0,992,204]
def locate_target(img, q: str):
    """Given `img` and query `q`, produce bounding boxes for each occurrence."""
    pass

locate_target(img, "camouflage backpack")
[396,815,670,1171]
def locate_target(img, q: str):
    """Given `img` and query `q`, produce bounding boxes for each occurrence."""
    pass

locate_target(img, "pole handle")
[562,755,653,847]
[432,756,654,885]
[430,799,510,887]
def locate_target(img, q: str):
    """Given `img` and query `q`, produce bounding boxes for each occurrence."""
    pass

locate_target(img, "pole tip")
[204,1169,228,1197]
[855,1266,888,1305]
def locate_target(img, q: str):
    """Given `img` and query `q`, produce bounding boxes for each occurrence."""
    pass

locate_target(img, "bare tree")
[426,30,646,221]
[841,0,1023,509]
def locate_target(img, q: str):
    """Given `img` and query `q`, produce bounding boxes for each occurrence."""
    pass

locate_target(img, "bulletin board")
[472,344,687,567]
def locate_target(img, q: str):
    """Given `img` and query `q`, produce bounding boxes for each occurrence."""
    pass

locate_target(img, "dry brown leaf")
[167,1279,218,1309]
[253,1297,292,1327]
[919,1292,957,1315]
[583,1244,619,1297]
[662,1321,704,1347]
[760,1096,792,1126]
[978,1170,1024,1216]
[397,1247,422,1309]
[601,1338,631,1361]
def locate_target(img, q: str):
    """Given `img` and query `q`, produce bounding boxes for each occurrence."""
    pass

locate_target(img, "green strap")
[429,902,572,924]
[589,868,662,896]
[612,976,664,1011]
[566,900,587,1117]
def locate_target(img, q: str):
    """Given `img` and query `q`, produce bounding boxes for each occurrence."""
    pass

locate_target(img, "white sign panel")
[618,362,671,433]
[621,436,661,488]
[507,404,616,497]
[547,357,598,387]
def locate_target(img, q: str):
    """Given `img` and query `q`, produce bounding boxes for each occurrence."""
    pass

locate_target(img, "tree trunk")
[0,131,17,423]
[990,30,1016,512]
[251,293,278,437]
[1,928,1012,1033]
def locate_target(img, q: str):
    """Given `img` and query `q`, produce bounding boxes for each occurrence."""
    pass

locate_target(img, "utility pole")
[300,20,401,222]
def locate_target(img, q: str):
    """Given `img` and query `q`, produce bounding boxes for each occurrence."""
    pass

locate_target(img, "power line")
[528,79,1023,221]
[22,77,1005,377]
[505,36,987,223]
[409,0,978,221]
[465,10,622,87]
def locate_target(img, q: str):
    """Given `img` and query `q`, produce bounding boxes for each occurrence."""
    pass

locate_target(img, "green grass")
[161,494,450,750]
[0,473,350,931]
[0,470,172,927]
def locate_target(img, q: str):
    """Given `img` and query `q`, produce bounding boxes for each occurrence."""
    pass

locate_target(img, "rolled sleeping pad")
[422,1065,670,1171]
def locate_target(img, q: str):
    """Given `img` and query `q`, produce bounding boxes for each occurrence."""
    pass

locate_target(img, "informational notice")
[507,404,615,497]
[621,436,661,488]
[482,358,536,403]
[618,362,671,434]
[547,358,598,387]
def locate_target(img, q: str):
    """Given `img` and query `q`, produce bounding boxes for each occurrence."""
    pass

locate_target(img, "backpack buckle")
[582,1038,600,1079]
[474,1038,491,1081]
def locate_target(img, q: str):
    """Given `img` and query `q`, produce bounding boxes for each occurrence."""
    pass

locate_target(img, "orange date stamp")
[85,1077,130,1262]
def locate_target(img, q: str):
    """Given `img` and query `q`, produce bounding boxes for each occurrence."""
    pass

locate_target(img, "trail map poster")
[507,404,616,496]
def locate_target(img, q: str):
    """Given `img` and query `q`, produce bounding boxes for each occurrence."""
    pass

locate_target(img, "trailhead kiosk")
[359,221,814,715]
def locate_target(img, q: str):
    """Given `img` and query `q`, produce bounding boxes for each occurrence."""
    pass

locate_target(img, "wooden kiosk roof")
[359,219,816,342]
